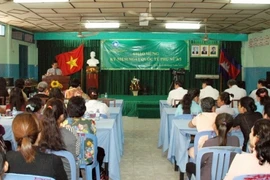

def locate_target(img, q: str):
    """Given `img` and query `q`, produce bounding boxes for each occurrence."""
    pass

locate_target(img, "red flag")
[219,49,241,79]
[56,44,84,76]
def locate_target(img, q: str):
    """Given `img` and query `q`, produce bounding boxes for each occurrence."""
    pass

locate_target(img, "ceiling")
[0,0,270,34]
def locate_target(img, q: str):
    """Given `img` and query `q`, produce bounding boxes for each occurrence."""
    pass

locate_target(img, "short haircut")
[174,80,183,87]
[15,78,25,89]
[258,79,267,87]
[70,78,81,88]
[202,78,213,86]
[227,79,237,87]
[67,96,86,118]
[88,87,98,100]
[201,97,215,112]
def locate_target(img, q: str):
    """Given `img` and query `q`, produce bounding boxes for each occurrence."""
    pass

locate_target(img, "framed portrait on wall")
[191,45,200,57]
[209,45,219,57]
[200,45,209,56]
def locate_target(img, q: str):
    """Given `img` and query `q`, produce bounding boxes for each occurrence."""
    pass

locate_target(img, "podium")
[86,66,99,90]
[42,75,70,90]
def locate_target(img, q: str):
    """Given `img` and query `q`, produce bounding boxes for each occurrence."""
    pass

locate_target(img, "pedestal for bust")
[86,66,99,90]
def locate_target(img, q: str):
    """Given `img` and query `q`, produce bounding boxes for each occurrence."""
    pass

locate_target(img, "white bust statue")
[87,51,99,67]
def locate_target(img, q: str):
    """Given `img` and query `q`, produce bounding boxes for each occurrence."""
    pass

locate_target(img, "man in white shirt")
[199,79,219,100]
[46,62,62,76]
[166,80,188,106]
[85,87,109,117]
[224,79,246,99]
[249,78,270,102]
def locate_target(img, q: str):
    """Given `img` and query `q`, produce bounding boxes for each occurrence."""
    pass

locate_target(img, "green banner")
[101,40,189,70]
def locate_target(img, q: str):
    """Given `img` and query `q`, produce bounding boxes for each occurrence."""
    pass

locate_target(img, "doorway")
[19,44,28,78]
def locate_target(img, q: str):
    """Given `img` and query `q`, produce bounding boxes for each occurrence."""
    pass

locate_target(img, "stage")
[108,95,167,117]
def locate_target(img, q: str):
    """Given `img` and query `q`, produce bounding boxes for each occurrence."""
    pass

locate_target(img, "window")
[0,24,5,36]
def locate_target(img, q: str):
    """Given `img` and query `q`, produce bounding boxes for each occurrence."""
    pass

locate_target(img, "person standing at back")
[199,79,219,100]
[166,80,188,106]
[224,79,246,100]
[249,78,270,102]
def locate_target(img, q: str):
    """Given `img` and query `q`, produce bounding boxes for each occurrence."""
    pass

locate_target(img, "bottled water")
[104,92,108,98]
[12,107,17,117]
[95,109,100,121]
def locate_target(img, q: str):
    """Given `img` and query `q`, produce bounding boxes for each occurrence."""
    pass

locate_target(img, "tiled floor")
[120,116,181,180]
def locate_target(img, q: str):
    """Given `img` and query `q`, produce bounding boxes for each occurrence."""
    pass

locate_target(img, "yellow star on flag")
[66,56,78,69]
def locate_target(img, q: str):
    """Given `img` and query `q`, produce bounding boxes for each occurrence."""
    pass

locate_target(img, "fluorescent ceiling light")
[14,0,68,3]
[85,23,120,29]
[165,23,200,29]
[230,0,270,4]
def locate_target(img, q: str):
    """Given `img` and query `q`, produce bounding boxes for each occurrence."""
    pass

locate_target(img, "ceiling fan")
[77,17,99,38]
[202,19,209,41]
[127,0,183,26]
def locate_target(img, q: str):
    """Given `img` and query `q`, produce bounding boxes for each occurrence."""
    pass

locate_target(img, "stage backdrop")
[101,40,189,70]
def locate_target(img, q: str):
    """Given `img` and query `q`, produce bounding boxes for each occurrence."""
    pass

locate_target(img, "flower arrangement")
[51,80,63,89]
[129,76,140,91]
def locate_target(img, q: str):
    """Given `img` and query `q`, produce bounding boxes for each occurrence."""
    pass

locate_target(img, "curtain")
[37,40,241,95]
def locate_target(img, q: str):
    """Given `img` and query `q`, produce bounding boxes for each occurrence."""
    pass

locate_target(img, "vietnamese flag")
[56,44,84,76]
[219,49,241,79]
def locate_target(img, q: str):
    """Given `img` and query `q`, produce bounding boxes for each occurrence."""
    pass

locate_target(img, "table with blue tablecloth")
[109,107,124,156]
[167,120,244,173]
[158,106,176,153]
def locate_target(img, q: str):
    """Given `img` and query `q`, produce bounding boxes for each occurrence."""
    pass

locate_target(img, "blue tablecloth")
[167,120,244,173]
[96,119,121,180]
[109,107,124,156]
[158,106,176,153]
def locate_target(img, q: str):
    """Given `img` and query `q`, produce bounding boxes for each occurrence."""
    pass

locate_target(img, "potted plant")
[129,76,140,96]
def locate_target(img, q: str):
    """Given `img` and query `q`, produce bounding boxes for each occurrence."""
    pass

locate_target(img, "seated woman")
[6,87,26,111]
[255,88,270,114]
[6,113,67,180]
[216,92,236,116]
[186,113,240,179]
[174,89,201,116]
[85,87,109,117]
[65,78,89,100]
[233,96,262,151]
[188,97,217,158]
[25,97,43,120]
[65,96,106,179]
[224,119,270,179]
[39,98,79,180]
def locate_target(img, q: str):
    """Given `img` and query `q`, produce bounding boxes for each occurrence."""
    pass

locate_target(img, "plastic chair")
[100,114,108,119]
[47,150,76,180]
[193,131,216,159]
[195,146,242,180]
[3,173,55,180]
[231,99,240,108]
[233,174,270,180]
[78,133,100,180]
